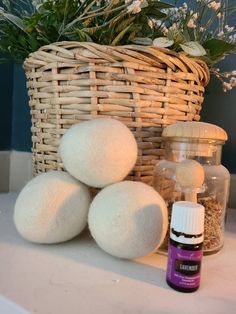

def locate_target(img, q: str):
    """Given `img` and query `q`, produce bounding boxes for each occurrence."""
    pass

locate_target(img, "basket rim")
[24,41,210,87]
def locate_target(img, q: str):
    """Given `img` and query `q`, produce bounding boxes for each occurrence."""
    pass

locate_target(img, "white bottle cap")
[170,201,205,245]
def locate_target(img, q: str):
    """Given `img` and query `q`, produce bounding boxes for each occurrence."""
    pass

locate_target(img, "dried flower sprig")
[211,68,236,92]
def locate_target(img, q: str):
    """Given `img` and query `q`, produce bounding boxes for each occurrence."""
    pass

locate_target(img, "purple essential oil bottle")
[166,201,205,293]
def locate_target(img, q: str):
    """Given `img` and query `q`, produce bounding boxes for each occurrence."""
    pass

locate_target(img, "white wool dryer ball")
[88,181,168,259]
[14,171,91,244]
[59,118,138,188]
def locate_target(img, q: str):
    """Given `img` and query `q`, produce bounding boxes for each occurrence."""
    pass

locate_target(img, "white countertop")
[0,193,236,314]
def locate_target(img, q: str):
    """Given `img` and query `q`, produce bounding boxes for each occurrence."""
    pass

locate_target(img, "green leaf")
[127,24,142,42]
[147,1,174,9]
[131,37,152,46]
[116,16,135,32]
[141,7,166,19]
[167,29,186,45]
[111,25,132,46]
[203,39,235,60]
[180,41,207,57]
[28,36,40,51]
[153,37,174,48]
[66,27,92,42]
[0,12,26,33]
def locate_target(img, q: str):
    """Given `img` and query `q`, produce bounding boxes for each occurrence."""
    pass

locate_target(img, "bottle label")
[166,243,202,289]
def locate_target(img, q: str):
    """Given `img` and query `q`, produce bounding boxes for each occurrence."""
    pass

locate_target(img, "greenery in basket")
[0,0,236,90]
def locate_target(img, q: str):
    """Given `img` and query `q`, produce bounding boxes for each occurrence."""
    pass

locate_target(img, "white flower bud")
[208,1,221,11]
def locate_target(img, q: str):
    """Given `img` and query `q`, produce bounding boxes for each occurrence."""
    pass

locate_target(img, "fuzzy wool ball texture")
[14,171,91,244]
[59,118,138,188]
[88,181,168,259]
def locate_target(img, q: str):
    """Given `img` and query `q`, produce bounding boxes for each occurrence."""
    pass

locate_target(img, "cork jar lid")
[162,122,228,142]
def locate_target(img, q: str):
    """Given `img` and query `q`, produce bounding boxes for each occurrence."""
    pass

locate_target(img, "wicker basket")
[24,41,210,185]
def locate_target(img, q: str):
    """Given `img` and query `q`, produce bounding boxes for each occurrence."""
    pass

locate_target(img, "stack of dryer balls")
[14,118,168,259]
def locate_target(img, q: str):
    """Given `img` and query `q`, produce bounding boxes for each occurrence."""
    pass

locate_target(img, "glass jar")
[153,122,230,255]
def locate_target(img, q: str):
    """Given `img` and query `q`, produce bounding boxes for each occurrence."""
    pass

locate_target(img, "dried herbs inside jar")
[198,196,224,253]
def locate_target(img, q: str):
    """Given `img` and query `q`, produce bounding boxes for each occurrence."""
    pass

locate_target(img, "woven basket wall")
[24,41,210,185]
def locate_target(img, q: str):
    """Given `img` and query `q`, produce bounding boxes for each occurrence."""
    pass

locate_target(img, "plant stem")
[62,3,127,33]
[57,0,70,40]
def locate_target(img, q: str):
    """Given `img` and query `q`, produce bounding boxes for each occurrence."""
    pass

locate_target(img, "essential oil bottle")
[166,201,205,293]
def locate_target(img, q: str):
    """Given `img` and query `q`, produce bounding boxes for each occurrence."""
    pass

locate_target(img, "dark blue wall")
[0,64,14,150]
[11,65,31,151]
[201,55,236,174]
[0,64,31,152]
